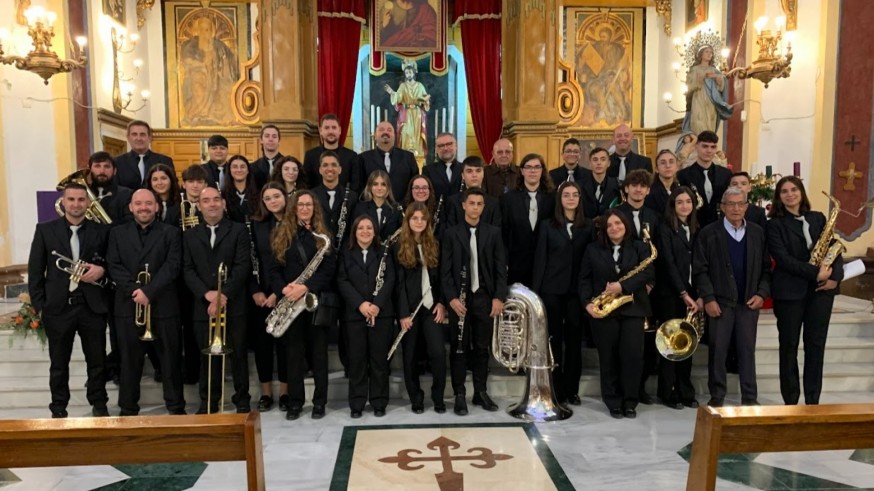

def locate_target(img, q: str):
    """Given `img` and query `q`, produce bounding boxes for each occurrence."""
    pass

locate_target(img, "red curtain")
[317,0,365,144]
[453,0,502,163]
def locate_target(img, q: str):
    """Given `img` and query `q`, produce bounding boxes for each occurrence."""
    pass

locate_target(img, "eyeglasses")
[721,201,748,209]
[436,142,455,148]
[296,202,314,208]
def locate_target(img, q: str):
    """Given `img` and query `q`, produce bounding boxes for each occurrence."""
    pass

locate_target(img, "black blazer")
[578,239,654,318]
[304,145,360,192]
[114,150,175,190]
[645,178,680,216]
[767,212,844,300]
[422,160,463,198]
[500,189,555,285]
[579,174,620,219]
[359,147,419,202]
[745,204,768,230]
[223,189,256,224]
[250,153,283,190]
[693,220,771,307]
[267,226,336,299]
[608,152,652,179]
[107,221,181,318]
[200,161,226,189]
[27,218,110,316]
[677,163,732,226]
[549,165,592,187]
[395,244,444,318]
[312,184,359,247]
[352,200,402,242]
[90,181,133,225]
[157,200,182,229]
[441,222,508,303]
[248,216,280,295]
[444,193,502,229]
[336,245,395,321]
[656,221,697,297]
[182,218,251,321]
[615,202,661,242]
[531,219,594,296]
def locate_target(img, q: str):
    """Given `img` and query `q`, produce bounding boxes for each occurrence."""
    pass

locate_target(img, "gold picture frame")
[373,0,443,53]
[103,0,125,26]
[686,0,708,30]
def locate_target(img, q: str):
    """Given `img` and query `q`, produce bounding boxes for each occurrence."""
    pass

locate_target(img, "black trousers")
[284,311,328,408]
[591,315,644,411]
[179,283,200,383]
[542,292,584,400]
[773,293,834,405]
[195,315,250,410]
[656,297,696,404]
[43,303,108,412]
[449,290,493,396]
[708,304,759,402]
[117,315,184,414]
[401,310,447,405]
[346,317,393,411]
[249,303,288,385]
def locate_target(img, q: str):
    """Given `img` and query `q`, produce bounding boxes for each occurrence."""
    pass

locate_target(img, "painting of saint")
[375,0,441,52]
[686,0,708,29]
[575,16,633,128]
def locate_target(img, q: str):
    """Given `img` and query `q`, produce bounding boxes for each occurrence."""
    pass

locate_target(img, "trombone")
[180,192,200,230]
[135,264,155,341]
[203,262,232,414]
[52,250,110,288]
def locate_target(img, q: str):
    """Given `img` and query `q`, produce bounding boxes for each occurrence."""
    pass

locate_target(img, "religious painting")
[560,7,644,129]
[687,0,708,29]
[164,3,249,128]
[373,0,444,53]
[103,0,125,26]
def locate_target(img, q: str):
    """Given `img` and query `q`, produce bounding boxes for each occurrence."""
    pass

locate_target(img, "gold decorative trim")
[316,11,366,24]
[780,0,797,31]
[136,0,156,30]
[231,13,262,125]
[451,13,501,27]
[654,0,672,36]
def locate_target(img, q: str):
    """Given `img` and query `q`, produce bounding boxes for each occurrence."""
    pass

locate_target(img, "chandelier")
[0,6,87,85]
[723,16,792,88]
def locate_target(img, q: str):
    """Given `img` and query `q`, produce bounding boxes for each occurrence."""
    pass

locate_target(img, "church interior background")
[2,0,874,489]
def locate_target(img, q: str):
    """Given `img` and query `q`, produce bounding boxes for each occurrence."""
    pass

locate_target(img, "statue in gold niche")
[384,59,431,158]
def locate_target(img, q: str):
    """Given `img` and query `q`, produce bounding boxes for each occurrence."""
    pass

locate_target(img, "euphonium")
[655,309,704,362]
[180,192,200,230]
[203,262,231,414]
[809,192,847,268]
[590,227,658,317]
[265,232,331,338]
[135,263,155,341]
[492,283,572,422]
[54,170,113,224]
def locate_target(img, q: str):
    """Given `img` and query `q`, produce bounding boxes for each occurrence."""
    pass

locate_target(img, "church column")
[259,0,319,158]
[501,0,560,159]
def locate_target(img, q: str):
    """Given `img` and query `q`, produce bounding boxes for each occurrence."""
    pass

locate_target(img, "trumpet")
[135,264,155,341]
[54,170,113,224]
[180,192,200,230]
[204,262,232,414]
[52,250,110,288]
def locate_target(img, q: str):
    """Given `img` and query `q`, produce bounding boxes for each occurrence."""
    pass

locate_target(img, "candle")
[449,106,454,133]
[765,165,772,178]
[434,112,439,140]
[793,161,800,177]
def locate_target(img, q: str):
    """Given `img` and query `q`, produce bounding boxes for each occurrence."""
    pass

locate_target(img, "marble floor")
[3,392,874,490]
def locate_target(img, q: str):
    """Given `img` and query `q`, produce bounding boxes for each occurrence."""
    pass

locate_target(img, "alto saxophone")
[809,192,847,268]
[334,184,350,250]
[265,231,332,338]
[590,228,658,317]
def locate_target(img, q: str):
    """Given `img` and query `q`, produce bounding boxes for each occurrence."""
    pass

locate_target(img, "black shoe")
[374,408,386,417]
[92,405,110,417]
[472,392,498,411]
[638,392,654,405]
[257,395,274,412]
[236,405,251,414]
[742,399,760,406]
[568,395,582,406]
[169,408,187,415]
[153,369,163,383]
[682,400,699,409]
[51,409,68,419]
[196,405,207,415]
[411,403,424,414]
[707,398,724,407]
[454,395,468,416]
[624,408,637,419]
[434,403,446,414]
[278,395,290,412]
[119,410,139,417]
[609,408,624,419]
[661,399,683,410]
[351,410,362,419]
[286,407,302,420]
[312,405,325,419]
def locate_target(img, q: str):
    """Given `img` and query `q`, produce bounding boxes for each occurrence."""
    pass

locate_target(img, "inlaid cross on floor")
[379,435,513,491]
[839,162,864,191]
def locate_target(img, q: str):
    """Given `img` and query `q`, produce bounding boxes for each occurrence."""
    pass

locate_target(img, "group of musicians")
[27,118,843,421]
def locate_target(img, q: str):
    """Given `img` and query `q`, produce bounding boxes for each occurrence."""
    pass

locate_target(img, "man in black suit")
[422,132,463,198]
[445,157,501,228]
[201,134,230,189]
[87,151,133,224]
[693,186,771,407]
[107,189,185,416]
[304,114,361,191]
[251,125,283,190]
[183,187,251,413]
[28,183,111,418]
[677,131,732,227]
[549,138,592,185]
[441,187,508,415]
[114,120,175,190]
[730,172,768,230]
[645,149,681,215]
[580,147,620,219]
[312,150,359,249]
[359,121,419,201]
[609,124,652,184]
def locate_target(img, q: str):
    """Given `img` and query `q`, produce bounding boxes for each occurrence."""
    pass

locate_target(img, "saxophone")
[590,227,658,317]
[808,192,847,267]
[265,231,332,338]
[333,184,350,250]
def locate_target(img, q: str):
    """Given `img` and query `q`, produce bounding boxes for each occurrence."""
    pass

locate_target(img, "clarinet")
[245,218,260,284]
[432,195,443,233]
[334,184,350,250]
[454,265,468,354]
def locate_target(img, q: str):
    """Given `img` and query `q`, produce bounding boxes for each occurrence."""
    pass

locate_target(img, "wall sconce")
[722,16,793,88]
[0,6,87,85]
[111,26,148,113]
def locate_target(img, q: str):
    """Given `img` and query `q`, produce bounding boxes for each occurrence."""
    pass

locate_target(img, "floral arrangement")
[1,293,46,347]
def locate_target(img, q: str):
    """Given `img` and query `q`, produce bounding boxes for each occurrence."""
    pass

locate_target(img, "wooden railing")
[0,412,264,490]
[686,403,874,490]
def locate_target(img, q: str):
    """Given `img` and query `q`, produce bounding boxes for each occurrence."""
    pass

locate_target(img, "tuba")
[590,227,658,317]
[809,192,847,268]
[54,170,113,224]
[655,309,705,361]
[265,232,331,338]
[492,283,572,422]
[135,264,155,341]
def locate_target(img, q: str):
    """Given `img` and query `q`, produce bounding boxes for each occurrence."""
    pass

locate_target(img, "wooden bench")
[687,403,874,490]
[0,412,265,490]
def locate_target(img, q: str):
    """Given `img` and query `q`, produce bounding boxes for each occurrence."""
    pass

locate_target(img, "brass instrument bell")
[655,309,704,362]
[204,263,232,414]
[135,264,155,341]
[54,170,114,224]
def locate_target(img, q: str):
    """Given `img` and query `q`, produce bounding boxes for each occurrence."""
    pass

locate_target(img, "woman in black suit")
[531,181,593,405]
[337,215,396,418]
[654,186,701,409]
[145,163,181,227]
[501,153,555,286]
[767,176,843,405]
[579,209,655,419]
[403,175,447,238]
[353,170,402,242]
[395,202,448,414]
[270,156,308,197]
[222,155,260,223]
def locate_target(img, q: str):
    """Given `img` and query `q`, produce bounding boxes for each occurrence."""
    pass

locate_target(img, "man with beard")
[422,132,463,198]
[107,189,185,415]
[359,121,419,202]
[114,120,175,190]
[251,125,283,190]
[304,114,360,191]
[87,151,133,224]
